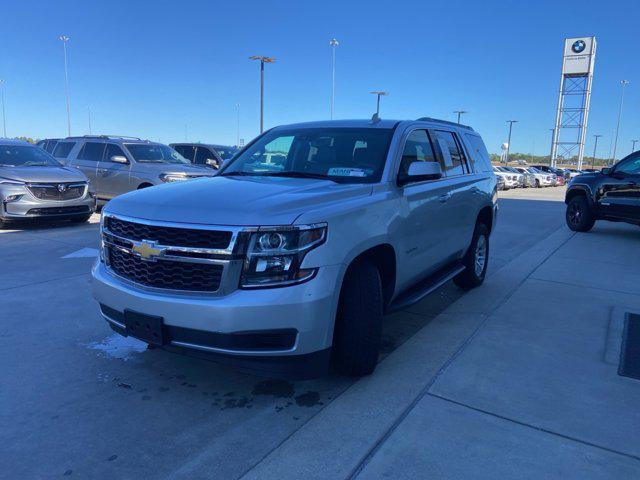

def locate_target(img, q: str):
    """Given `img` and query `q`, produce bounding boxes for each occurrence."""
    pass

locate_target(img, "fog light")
[5,194,23,203]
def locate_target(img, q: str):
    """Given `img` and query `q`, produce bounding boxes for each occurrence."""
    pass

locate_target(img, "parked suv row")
[45,136,214,204]
[92,117,498,378]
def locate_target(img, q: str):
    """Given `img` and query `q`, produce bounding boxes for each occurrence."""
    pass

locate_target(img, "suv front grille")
[108,248,223,292]
[28,183,86,201]
[104,217,231,249]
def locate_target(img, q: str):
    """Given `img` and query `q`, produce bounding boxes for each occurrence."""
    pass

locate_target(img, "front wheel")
[332,261,383,377]
[454,223,490,290]
[566,195,595,232]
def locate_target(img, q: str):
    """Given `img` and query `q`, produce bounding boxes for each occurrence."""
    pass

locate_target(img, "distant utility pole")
[632,139,639,153]
[370,91,388,116]
[0,79,6,137]
[612,80,630,162]
[591,134,602,169]
[87,106,92,135]
[236,102,240,147]
[329,38,339,119]
[505,120,518,164]
[454,110,467,124]
[249,56,276,133]
[58,35,72,136]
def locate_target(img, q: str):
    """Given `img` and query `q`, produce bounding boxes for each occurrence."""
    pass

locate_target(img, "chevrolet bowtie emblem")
[131,240,165,261]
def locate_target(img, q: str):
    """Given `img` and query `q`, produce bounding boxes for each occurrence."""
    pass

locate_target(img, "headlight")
[159,173,188,183]
[241,224,327,288]
[0,177,24,185]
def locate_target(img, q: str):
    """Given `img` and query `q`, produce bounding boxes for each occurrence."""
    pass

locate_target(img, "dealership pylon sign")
[550,37,596,169]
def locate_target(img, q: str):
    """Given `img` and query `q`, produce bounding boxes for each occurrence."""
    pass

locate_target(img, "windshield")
[0,145,61,167]
[125,144,189,164]
[214,147,237,161]
[220,128,394,184]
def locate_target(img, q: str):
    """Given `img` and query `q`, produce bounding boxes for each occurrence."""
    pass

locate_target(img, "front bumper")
[92,260,341,376]
[1,185,95,221]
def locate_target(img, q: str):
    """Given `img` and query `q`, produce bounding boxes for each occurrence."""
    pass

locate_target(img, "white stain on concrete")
[63,247,99,259]
[87,334,148,360]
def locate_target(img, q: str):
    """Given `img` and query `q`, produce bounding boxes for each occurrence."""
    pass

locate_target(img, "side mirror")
[601,167,611,175]
[400,161,443,185]
[206,158,220,169]
[111,155,129,164]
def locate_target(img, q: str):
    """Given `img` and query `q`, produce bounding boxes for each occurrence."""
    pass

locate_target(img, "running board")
[385,262,465,314]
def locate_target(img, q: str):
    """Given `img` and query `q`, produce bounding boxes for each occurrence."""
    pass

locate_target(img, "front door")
[96,143,133,199]
[599,155,640,221]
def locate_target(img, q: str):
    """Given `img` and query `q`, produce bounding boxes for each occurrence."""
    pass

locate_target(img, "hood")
[105,176,373,226]
[0,165,87,183]
[130,162,212,176]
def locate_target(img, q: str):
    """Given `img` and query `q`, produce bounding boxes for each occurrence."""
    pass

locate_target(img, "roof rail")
[67,135,143,140]
[416,117,474,131]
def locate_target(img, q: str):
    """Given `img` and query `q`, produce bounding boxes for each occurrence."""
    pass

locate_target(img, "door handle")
[438,193,452,203]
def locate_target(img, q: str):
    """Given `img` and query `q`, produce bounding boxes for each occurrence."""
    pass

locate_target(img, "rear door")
[599,155,640,221]
[96,143,133,199]
[70,141,104,186]
[430,129,478,255]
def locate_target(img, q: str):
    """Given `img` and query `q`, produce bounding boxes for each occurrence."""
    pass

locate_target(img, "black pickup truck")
[565,152,640,231]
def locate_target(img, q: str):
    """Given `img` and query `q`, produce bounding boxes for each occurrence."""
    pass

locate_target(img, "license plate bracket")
[124,310,165,346]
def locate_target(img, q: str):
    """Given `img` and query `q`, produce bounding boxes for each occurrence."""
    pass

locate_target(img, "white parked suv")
[92,118,498,377]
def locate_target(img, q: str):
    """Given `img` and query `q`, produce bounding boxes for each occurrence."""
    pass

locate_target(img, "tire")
[0,217,8,229]
[535,179,541,188]
[454,223,490,290]
[70,213,92,224]
[566,195,595,232]
[332,260,383,376]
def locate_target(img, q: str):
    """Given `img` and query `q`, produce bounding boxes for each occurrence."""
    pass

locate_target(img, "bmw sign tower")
[550,37,597,169]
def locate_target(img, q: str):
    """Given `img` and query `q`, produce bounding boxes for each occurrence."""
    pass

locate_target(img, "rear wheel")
[332,261,383,377]
[454,223,489,290]
[566,195,595,232]
[535,179,541,188]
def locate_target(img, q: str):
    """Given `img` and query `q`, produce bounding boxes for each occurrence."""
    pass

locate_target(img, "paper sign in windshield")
[328,168,367,177]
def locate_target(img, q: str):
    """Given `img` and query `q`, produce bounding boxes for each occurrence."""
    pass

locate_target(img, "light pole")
[235,102,240,147]
[329,38,339,119]
[505,120,518,164]
[370,91,388,116]
[59,35,71,136]
[548,128,555,165]
[612,80,629,163]
[87,106,92,135]
[454,110,467,124]
[632,139,639,153]
[591,134,602,169]
[249,56,275,134]
[0,79,6,137]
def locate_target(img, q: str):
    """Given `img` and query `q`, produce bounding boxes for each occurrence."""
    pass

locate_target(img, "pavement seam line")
[347,230,576,480]
[528,276,640,297]
[426,392,640,463]
[0,272,89,292]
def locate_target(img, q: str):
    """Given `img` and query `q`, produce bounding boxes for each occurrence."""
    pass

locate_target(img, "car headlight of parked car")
[159,173,189,183]
[241,224,327,288]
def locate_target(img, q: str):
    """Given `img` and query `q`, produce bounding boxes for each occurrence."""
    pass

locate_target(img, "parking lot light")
[505,120,518,164]
[370,91,388,116]
[612,80,629,162]
[0,79,6,137]
[249,56,276,134]
[454,110,467,124]
[329,38,339,119]
[631,139,638,153]
[58,35,71,137]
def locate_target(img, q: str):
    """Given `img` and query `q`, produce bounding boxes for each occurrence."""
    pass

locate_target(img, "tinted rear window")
[465,134,492,173]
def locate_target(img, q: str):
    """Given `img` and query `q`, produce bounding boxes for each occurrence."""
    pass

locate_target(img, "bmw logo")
[572,40,586,53]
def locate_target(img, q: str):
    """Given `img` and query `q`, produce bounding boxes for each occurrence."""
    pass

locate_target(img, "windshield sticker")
[328,167,368,177]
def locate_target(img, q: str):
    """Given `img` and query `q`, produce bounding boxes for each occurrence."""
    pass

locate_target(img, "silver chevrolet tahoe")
[92,118,498,378]
[58,136,214,206]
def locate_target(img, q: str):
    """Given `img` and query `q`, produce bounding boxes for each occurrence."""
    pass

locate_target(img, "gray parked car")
[170,143,239,170]
[58,136,214,205]
[0,139,95,228]
[93,117,498,378]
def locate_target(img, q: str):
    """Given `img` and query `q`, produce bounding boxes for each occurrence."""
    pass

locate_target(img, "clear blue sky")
[1,0,638,157]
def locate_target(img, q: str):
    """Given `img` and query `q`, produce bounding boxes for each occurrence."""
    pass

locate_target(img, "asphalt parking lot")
[1,187,570,479]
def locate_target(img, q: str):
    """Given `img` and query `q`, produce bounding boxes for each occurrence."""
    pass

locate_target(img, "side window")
[464,134,492,173]
[432,130,467,176]
[78,142,106,162]
[195,147,219,167]
[616,156,640,175]
[44,140,58,153]
[52,141,76,159]
[104,144,126,162]
[175,145,196,161]
[399,130,437,180]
